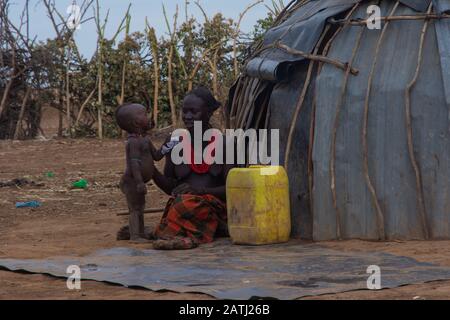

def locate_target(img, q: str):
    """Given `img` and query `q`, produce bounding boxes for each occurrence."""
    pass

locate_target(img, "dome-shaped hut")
[226,0,450,240]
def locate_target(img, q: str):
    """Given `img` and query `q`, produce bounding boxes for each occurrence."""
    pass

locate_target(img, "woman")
[153,87,233,249]
[118,87,233,250]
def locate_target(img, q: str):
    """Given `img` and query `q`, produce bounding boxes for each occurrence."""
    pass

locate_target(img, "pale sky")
[8,0,278,58]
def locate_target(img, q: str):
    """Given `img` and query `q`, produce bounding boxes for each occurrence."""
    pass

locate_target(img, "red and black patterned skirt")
[154,194,227,244]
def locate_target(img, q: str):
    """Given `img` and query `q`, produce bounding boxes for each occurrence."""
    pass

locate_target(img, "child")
[115,103,156,242]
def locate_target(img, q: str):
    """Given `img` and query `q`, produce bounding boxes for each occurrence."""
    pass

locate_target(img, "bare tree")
[163,4,179,126]
[146,22,160,128]
[233,0,264,79]
[94,0,130,138]
[42,0,94,136]
[13,87,31,140]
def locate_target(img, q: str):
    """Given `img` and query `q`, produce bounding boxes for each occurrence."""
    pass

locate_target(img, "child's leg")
[122,182,146,241]
[127,194,145,240]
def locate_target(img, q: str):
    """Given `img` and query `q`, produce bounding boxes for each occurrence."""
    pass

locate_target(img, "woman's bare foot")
[143,226,156,240]
[153,237,198,250]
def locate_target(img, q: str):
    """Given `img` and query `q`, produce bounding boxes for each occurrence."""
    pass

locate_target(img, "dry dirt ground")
[2,136,450,300]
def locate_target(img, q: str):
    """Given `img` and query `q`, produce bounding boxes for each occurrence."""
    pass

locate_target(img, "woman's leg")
[153,194,226,249]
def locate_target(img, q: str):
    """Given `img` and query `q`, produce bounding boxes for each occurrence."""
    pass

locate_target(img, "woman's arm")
[152,154,177,195]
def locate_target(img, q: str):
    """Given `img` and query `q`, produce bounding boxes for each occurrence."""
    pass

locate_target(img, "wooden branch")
[120,13,132,105]
[75,85,97,127]
[165,5,179,126]
[111,4,131,42]
[404,3,433,239]
[97,68,103,139]
[13,87,32,140]
[205,51,219,98]
[194,0,209,23]
[146,23,160,127]
[0,42,17,118]
[188,39,227,91]
[327,2,361,240]
[362,1,401,240]
[276,42,359,75]
[66,46,72,136]
[233,0,264,78]
[328,13,450,26]
[0,78,14,119]
[319,2,360,74]
[163,4,188,80]
[116,207,165,216]
[43,0,63,39]
[284,25,330,174]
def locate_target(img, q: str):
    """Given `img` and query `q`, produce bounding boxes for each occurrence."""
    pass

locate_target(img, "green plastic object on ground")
[45,172,55,178]
[72,179,88,189]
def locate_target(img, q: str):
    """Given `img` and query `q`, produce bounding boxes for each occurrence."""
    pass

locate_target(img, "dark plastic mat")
[1,240,450,299]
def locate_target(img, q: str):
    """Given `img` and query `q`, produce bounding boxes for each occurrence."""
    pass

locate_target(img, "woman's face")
[182,95,209,130]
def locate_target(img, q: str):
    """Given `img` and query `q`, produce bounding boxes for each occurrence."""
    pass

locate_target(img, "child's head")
[115,103,151,134]
[182,86,220,130]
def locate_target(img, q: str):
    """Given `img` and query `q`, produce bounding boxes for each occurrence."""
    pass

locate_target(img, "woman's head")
[182,87,220,130]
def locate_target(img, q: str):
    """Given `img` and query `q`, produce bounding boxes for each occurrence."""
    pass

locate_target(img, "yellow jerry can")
[226,166,291,245]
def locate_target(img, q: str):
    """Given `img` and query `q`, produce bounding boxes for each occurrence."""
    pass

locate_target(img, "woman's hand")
[171,183,204,196]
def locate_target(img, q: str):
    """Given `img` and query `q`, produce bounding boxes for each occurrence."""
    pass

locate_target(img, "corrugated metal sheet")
[268,63,316,238]
[312,1,450,240]
[400,0,432,11]
[244,0,435,81]
[245,0,360,82]
[434,0,450,124]
[228,0,450,240]
[433,0,450,13]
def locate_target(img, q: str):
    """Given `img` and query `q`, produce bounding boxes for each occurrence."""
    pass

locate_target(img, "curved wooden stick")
[404,3,433,239]
[116,207,165,216]
[362,1,400,240]
[330,25,365,241]
[328,13,450,26]
[319,2,361,74]
[319,1,361,239]
[284,25,332,172]
[276,43,359,75]
[308,3,361,227]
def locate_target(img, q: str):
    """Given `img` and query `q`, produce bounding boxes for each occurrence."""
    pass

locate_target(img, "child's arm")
[146,137,164,161]
[128,138,147,194]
